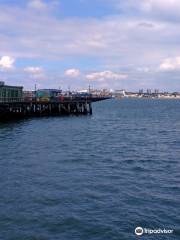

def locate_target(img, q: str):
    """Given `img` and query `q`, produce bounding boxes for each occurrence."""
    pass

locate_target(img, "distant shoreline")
[115,96,180,100]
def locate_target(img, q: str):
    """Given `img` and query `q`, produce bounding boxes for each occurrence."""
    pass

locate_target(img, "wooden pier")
[0,97,99,121]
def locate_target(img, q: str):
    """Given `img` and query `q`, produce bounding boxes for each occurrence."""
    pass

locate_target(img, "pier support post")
[89,103,92,115]
[58,104,61,114]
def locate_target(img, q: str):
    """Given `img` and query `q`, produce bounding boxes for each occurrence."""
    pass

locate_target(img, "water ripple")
[0,99,180,239]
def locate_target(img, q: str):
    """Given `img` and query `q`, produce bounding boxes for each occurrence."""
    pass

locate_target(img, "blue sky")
[0,0,180,91]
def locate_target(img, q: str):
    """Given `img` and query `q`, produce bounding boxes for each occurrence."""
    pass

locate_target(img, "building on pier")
[0,82,23,101]
[23,91,35,101]
[36,89,62,101]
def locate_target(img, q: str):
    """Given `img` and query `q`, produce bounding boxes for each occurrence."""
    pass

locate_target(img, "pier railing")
[0,97,90,103]
[0,98,24,103]
[0,96,90,103]
[0,96,110,103]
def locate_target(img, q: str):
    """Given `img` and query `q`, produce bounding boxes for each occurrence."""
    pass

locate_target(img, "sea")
[0,99,180,240]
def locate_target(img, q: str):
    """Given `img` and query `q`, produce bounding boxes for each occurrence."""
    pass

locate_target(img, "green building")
[0,82,23,100]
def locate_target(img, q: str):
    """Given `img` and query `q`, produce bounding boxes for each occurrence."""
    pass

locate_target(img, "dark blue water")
[0,99,180,240]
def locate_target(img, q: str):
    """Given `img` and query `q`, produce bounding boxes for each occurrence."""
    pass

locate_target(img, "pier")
[0,96,110,121]
[0,97,94,121]
[0,82,111,121]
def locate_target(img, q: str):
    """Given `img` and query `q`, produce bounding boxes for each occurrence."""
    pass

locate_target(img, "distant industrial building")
[146,89,152,94]
[113,90,126,98]
[154,89,159,94]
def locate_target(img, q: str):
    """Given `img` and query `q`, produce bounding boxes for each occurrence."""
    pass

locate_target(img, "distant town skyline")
[0,0,180,91]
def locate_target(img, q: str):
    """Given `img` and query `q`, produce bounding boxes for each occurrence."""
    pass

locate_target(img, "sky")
[0,0,180,91]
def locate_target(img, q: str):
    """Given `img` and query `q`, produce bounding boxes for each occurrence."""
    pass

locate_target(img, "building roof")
[0,85,23,89]
[37,89,62,92]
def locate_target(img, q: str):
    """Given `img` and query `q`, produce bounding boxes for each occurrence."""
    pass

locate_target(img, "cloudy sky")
[0,0,180,91]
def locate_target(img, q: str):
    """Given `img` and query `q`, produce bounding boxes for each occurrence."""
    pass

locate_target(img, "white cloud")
[140,0,180,13]
[86,71,128,82]
[27,0,47,10]
[65,69,81,78]
[1,1,180,90]
[24,66,43,74]
[116,0,180,19]
[0,4,171,64]
[0,56,15,69]
[159,57,180,71]
[24,66,45,80]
